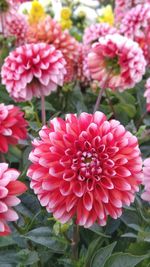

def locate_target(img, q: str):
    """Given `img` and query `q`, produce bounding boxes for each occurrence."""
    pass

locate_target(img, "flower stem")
[41,95,46,125]
[105,89,116,118]
[93,86,105,113]
[71,224,80,260]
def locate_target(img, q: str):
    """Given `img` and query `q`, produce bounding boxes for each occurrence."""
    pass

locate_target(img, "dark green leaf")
[25,227,66,253]
[91,242,116,267]
[104,253,149,267]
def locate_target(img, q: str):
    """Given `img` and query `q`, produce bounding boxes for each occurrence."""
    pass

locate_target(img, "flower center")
[105,56,120,75]
[84,156,92,164]
[72,148,103,182]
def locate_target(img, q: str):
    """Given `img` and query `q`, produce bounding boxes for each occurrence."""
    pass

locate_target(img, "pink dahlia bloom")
[1,43,66,102]
[88,34,146,91]
[27,16,79,83]
[0,163,27,236]
[5,13,28,46]
[0,104,28,153]
[83,23,117,46]
[81,24,117,82]
[27,16,79,62]
[114,0,150,24]
[141,158,150,201]
[28,112,142,228]
[120,4,150,65]
[144,78,150,112]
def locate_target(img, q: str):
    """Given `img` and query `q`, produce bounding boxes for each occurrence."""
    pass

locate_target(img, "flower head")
[28,0,45,24]
[60,19,72,30]
[5,13,28,46]
[120,4,150,65]
[27,16,79,84]
[114,0,150,24]
[88,34,146,91]
[0,163,27,236]
[28,112,142,228]
[0,104,28,153]
[1,43,66,102]
[98,5,114,26]
[60,7,72,20]
[82,23,117,82]
[27,16,79,61]
[83,23,117,46]
[144,78,150,112]
[141,158,150,201]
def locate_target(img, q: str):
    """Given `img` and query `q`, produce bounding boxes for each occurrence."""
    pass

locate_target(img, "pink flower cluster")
[0,163,27,236]
[27,16,79,84]
[88,34,146,91]
[1,43,66,102]
[0,104,28,153]
[5,13,28,46]
[28,112,142,228]
[78,23,118,84]
[114,0,150,24]
[83,23,117,46]
[120,4,150,65]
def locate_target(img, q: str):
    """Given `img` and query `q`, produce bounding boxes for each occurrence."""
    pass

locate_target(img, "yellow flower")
[98,5,114,26]
[60,19,72,30]
[28,0,45,24]
[61,7,72,20]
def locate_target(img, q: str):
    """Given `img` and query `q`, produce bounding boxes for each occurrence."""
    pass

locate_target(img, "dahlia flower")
[5,13,28,46]
[0,0,16,35]
[27,16,79,61]
[27,16,79,83]
[83,23,117,46]
[88,34,146,91]
[120,4,150,65]
[141,158,150,201]
[0,104,28,153]
[82,23,117,82]
[114,0,150,24]
[1,43,66,102]
[144,78,150,112]
[0,163,27,236]
[28,112,142,228]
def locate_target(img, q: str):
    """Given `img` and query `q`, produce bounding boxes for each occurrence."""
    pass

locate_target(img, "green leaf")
[0,249,39,265]
[115,91,136,105]
[24,227,66,253]
[85,237,104,267]
[0,236,15,247]
[91,242,116,267]
[115,103,136,118]
[89,224,111,238]
[17,249,39,265]
[121,233,137,239]
[103,253,149,267]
